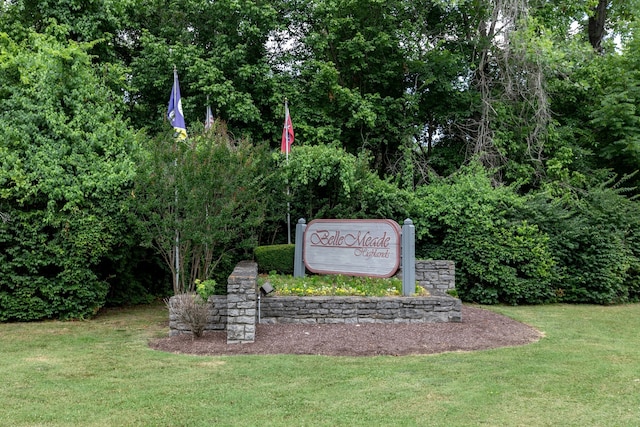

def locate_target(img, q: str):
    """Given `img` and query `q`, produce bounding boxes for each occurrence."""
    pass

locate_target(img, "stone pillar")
[226,261,258,344]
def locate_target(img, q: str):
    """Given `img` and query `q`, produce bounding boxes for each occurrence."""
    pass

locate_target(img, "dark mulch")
[148,305,542,357]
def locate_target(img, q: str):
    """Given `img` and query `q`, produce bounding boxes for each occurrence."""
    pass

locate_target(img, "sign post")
[293,218,307,278]
[401,219,416,296]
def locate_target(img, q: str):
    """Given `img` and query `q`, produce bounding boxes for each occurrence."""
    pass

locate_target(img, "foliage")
[0,28,139,320]
[134,122,269,294]
[194,278,219,300]
[588,27,640,184]
[253,244,295,275]
[410,164,556,305]
[101,245,172,307]
[279,144,412,223]
[524,177,640,304]
[258,273,425,297]
[124,0,281,142]
[1,1,639,309]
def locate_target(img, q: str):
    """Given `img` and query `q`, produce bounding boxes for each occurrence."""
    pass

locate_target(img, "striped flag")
[281,99,294,155]
[205,104,214,131]
[167,68,187,140]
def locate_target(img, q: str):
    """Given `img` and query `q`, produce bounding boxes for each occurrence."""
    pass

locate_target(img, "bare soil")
[149,305,542,357]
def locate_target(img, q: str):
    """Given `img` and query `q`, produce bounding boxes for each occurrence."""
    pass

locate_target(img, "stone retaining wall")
[168,260,460,337]
[258,295,461,324]
[415,260,455,295]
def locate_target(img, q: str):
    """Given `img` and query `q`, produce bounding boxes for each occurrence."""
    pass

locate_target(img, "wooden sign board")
[303,219,401,278]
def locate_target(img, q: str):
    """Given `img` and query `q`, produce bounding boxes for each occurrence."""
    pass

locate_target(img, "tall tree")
[287,0,409,172]
[124,0,282,142]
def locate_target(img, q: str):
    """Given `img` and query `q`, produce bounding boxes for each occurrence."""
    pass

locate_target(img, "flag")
[205,104,214,131]
[167,68,187,140]
[281,99,294,154]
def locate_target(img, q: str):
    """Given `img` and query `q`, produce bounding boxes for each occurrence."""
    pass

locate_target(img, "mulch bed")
[149,305,542,357]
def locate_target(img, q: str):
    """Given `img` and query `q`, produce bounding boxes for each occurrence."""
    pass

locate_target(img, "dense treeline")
[0,0,639,319]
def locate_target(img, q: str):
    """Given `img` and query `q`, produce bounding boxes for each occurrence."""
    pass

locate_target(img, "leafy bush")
[525,178,640,304]
[266,144,412,236]
[278,144,411,222]
[195,279,219,300]
[254,244,295,274]
[135,127,269,294]
[410,163,556,305]
[0,29,139,320]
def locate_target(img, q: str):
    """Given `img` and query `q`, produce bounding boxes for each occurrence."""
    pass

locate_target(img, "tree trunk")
[588,0,608,53]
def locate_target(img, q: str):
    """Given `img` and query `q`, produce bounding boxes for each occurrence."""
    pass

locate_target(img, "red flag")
[281,100,294,154]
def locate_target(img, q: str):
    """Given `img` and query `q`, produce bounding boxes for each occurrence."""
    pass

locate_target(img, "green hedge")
[254,244,295,274]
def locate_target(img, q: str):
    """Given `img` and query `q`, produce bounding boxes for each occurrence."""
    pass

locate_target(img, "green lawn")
[0,303,638,426]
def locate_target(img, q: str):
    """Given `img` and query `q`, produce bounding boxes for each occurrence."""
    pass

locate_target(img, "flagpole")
[287,190,291,245]
[172,65,180,292]
[284,98,291,245]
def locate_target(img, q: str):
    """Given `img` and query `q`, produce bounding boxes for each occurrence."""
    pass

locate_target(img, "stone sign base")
[258,295,461,324]
[168,260,461,338]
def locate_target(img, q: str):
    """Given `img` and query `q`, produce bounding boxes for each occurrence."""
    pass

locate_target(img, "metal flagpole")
[284,98,291,245]
[172,65,180,292]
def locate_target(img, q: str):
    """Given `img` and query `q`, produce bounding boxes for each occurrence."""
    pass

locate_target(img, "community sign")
[303,219,401,278]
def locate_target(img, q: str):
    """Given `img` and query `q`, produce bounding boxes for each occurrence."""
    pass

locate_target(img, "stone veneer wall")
[168,260,460,336]
[415,260,455,295]
[258,295,461,324]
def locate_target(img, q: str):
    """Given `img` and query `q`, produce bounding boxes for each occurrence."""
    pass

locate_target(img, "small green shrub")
[254,244,295,274]
[195,279,218,300]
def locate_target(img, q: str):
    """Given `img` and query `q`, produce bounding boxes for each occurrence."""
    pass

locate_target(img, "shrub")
[410,163,556,305]
[195,278,219,300]
[0,29,139,320]
[277,144,411,222]
[254,244,295,274]
[135,128,269,294]
[166,293,210,338]
[525,178,640,304]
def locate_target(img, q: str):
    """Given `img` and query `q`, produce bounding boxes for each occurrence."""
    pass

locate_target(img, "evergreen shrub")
[254,244,295,274]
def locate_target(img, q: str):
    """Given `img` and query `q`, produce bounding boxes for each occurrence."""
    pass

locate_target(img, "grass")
[258,273,427,296]
[0,302,639,426]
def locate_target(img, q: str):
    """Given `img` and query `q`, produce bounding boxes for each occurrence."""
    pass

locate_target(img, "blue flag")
[167,68,187,140]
